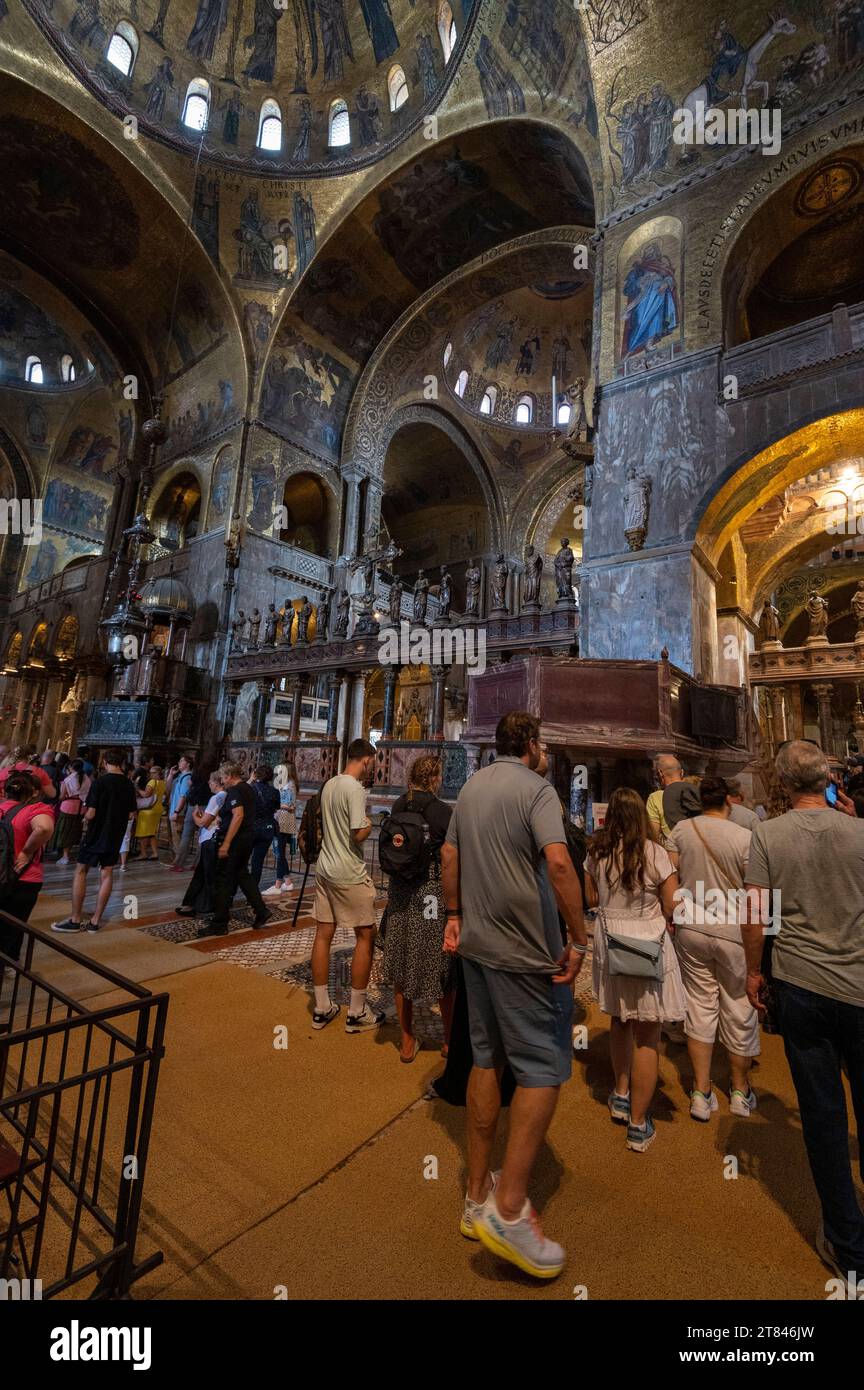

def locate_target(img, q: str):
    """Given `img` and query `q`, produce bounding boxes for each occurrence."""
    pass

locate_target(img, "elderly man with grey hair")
[646,752,700,846]
[744,740,864,1297]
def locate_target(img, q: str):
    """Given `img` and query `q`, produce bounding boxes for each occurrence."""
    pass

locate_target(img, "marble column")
[429,665,448,742]
[288,675,307,743]
[326,671,344,739]
[768,686,787,748]
[381,665,399,740]
[10,676,32,749]
[342,466,364,557]
[40,677,65,750]
[349,673,367,742]
[256,680,273,741]
[811,682,835,757]
[787,681,805,741]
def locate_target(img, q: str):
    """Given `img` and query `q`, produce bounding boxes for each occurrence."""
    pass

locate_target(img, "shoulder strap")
[690,819,740,896]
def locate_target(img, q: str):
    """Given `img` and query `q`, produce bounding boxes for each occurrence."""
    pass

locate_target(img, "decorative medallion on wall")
[793,158,863,218]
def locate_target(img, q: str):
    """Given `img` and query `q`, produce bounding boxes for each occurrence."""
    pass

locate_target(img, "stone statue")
[279,602,294,645]
[624,468,652,552]
[554,538,575,600]
[853,581,864,637]
[334,587,351,638]
[465,559,481,618]
[522,545,543,608]
[413,570,429,624]
[564,377,589,441]
[248,609,262,648]
[60,674,83,714]
[361,554,377,608]
[758,600,781,647]
[806,591,829,640]
[296,595,313,644]
[490,554,509,613]
[438,565,452,620]
[316,590,331,642]
[231,610,246,651]
[388,576,403,625]
[263,603,278,647]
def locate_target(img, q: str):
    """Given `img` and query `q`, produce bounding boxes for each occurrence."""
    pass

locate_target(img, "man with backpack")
[310,738,384,1033]
[646,753,700,845]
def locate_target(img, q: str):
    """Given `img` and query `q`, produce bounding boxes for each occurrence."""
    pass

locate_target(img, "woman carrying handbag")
[585,787,685,1153]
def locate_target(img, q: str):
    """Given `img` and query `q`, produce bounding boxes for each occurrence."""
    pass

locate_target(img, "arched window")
[437,1,457,62]
[455,369,469,399]
[257,98,282,152]
[556,400,571,426]
[25,356,43,385]
[182,79,210,132]
[443,341,453,368]
[480,385,498,416]
[106,22,138,76]
[329,99,351,148]
[61,354,76,384]
[388,64,409,112]
[515,394,534,425]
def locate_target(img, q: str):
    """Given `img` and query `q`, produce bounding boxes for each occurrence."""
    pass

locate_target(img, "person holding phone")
[743,740,864,1300]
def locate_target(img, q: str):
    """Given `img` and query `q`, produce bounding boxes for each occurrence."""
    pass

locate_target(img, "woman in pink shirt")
[55,759,92,867]
[0,769,55,968]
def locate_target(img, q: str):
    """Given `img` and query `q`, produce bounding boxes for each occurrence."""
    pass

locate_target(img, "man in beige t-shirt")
[666,776,759,1123]
[311,738,384,1034]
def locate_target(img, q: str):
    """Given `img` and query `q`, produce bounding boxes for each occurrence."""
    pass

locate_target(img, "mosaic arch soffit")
[379,401,502,552]
[0,77,249,407]
[696,407,864,569]
[338,226,595,467]
[258,112,598,387]
[749,518,861,615]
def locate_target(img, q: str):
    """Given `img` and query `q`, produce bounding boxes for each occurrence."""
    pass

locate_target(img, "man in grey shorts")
[441,711,586,1280]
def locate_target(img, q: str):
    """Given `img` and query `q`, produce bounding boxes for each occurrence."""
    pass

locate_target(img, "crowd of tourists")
[0,721,861,1294]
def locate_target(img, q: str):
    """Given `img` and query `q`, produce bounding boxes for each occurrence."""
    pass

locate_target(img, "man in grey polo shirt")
[441,711,586,1280]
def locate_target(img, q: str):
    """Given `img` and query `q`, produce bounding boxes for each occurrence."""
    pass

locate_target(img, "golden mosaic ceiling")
[23,0,482,174]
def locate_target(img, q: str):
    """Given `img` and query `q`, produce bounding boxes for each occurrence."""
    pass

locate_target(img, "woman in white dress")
[585,787,685,1153]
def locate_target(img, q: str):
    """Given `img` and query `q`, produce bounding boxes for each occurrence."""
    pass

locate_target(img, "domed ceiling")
[24,0,481,174]
[443,277,594,430]
[0,257,96,389]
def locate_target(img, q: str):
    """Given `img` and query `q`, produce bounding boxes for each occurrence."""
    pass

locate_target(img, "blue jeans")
[775,978,864,1272]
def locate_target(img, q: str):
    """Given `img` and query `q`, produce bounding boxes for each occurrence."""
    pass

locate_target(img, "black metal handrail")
[0,915,168,1299]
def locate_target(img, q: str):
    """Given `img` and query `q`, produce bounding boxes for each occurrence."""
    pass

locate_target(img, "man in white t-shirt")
[311,738,384,1034]
[666,775,759,1123]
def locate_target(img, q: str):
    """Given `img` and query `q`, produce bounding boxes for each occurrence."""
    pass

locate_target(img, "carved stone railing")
[749,639,864,684]
[723,301,864,396]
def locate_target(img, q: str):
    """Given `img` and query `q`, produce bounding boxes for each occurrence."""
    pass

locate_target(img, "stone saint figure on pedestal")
[388,576,403,625]
[231,610,246,651]
[248,608,261,648]
[296,596,313,643]
[316,590,331,642]
[263,604,278,647]
[806,591,829,640]
[853,581,864,637]
[334,587,351,638]
[624,468,652,551]
[490,555,509,613]
[554,539,575,600]
[438,565,452,620]
[465,559,481,617]
[522,545,543,607]
[413,571,429,624]
[758,599,781,646]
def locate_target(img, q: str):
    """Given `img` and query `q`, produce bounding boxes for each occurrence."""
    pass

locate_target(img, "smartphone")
[825,780,839,807]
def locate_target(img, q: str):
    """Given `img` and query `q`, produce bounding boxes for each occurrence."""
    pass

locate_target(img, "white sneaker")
[460,1171,499,1240]
[312,1002,340,1030]
[474,1194,565,1280]
[690,1089,719,1122]
[729,1087,758,1117]
[261,883,283,897]
[345,1003,385,1033]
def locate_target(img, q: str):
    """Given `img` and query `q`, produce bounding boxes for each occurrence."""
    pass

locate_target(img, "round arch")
[376,402,502,556]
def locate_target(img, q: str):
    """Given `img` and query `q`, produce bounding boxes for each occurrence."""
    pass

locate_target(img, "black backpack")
[379,792,434,884]
[252,782,280,839]
[0,801,34,896]
[298,793,323,865]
